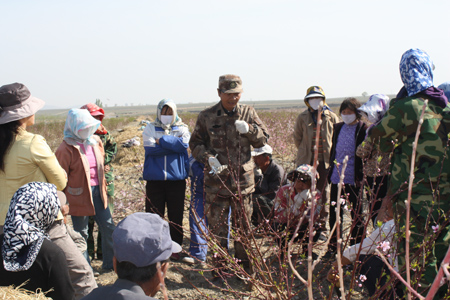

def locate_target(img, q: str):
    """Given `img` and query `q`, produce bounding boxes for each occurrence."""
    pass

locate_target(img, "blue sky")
[1,0,449,108]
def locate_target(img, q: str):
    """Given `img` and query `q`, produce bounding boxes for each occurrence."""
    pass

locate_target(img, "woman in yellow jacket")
[0,83,67,228]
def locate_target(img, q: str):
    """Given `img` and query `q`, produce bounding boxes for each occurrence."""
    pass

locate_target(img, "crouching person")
[0,182,75,300]
[273,164,322,255]
[82,212,181,300]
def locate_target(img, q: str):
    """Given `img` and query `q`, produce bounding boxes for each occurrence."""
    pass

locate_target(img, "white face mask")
[160,115,173,125]
[308,98,323,110]
[341,114,357,124]
[77,128,91,140]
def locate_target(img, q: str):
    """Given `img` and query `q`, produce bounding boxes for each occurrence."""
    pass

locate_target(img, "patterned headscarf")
[63,108,100,146]
[399,48,434,96]
[152,99,186,134]
[358,94,391,124]
[2,182,60,271]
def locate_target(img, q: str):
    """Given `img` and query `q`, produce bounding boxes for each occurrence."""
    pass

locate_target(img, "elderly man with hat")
[82,212,181,299]
[251,144,285,226]
[189,74,269,283]
[293,86,339,236]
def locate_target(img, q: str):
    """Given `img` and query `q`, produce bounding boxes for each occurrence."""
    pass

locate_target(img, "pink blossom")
[358,283,362,287]
[432,225,439,233]
[331,201,336,206]
[359,274,367,282]
[378,241,390,252]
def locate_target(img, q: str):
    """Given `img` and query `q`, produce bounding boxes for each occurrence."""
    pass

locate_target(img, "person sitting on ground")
[273,164,322,255]
[0,182,75,300]
[82,212,182,300]
[327,199,402,299]
[80,103,118,262]
[251,144,284,226]
[0,83,96,298]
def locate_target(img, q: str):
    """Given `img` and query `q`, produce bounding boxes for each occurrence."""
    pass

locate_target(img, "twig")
[374,249,425,300]
[425,244,450,300]
[336,156,348,298]
[405,99,427,300]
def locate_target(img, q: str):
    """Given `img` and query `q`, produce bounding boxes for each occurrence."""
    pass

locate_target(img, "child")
[273,164,322,253]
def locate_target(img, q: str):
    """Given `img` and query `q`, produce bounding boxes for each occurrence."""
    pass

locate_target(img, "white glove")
[208,155,228,175]
[235,120,250,134]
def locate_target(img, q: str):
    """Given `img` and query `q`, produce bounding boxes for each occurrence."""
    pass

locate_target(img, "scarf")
[2,182,60,271]
[63,108,100,146]
[152,99,187,135]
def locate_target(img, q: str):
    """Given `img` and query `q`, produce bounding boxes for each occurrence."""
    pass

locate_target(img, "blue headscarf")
[399,48,434,97]
[63,108,100,145]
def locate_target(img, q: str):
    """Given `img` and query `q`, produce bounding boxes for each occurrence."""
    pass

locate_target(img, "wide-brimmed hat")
[113,212,182,267]
[0,83,45,125]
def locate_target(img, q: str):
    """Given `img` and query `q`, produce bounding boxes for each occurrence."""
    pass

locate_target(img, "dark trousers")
[366,176,388,225]
[359,255,403,299]
[329,183,363,251]
[146,180,186,246]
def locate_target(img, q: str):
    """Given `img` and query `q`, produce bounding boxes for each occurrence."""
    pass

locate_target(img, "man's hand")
[235,120,249,134]
[208,155,228,175]
[377,196,393,223]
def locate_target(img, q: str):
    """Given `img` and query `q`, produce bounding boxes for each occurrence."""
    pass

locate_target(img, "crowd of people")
[0,47,450,299]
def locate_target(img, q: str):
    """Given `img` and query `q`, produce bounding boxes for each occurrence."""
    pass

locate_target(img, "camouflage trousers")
[394,192,450,298]
[205,192,253,273]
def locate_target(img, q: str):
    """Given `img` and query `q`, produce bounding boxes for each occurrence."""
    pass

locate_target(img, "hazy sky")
[2,0,450,109]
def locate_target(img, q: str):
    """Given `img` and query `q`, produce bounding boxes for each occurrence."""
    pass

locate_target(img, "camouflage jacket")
[368,95,450,218]
[189,102,269,196]
[96,130,117,196]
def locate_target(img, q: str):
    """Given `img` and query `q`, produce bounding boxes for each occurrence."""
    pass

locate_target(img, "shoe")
[170,253,180,261]
[93,271,100,277]
[181,256,195,265]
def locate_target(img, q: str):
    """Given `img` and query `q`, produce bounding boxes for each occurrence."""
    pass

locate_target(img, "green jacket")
[97,131,117,197]
[368,95,450,219]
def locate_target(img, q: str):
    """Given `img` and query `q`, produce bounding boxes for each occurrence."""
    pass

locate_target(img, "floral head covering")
[2,182,60,271]
[63,108,100,145]
[399,48,434,96]
[152,99,186,134]
[358,94,391,124]
[287,164,318,182]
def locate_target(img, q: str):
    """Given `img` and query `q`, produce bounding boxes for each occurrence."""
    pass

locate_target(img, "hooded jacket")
[142,99,190,181]
[55,109,108,216]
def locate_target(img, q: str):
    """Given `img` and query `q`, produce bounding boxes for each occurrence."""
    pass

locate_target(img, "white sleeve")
[343,220,395,262]
[178,126,191,144]
[142,124,156,147]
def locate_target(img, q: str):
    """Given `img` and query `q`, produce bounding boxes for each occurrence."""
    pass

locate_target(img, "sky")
[1,0,450,109]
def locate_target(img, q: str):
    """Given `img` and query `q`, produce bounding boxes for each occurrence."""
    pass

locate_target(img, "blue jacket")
[143,125,190,181]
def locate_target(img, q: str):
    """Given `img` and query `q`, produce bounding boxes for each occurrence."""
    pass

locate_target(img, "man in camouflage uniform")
[189,74,269,279]
[367,49,450,296]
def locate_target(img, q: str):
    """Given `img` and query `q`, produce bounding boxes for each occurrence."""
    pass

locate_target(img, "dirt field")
[84,115,369,300]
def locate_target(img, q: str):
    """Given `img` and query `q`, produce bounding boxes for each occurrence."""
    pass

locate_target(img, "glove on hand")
[235,120,250,134]
[208,155,228,175]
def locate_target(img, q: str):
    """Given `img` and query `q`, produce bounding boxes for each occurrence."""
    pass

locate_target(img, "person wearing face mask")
[56,108,116,271]
[325,97,367,258]
[142,99,190,261]
[356,94,391,226]
[293,86,339,241]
